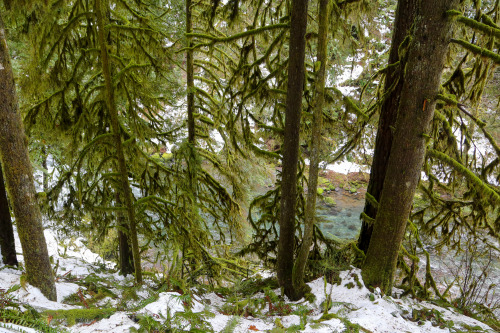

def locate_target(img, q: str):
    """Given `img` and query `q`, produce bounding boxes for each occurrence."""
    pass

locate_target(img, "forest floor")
[0,184,498,333]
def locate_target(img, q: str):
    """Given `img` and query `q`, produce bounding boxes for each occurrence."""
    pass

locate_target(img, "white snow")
[0,227,495,332]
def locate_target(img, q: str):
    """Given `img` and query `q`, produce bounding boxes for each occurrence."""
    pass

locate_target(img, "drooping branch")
[451,39,500,64]
[427,149,500,204]
[186,23,288,44]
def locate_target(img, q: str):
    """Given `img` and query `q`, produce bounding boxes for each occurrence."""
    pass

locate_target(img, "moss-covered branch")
[450,39,500,64]
[427,149,500,204]
[186,23,288,44]
[447,10,500,39]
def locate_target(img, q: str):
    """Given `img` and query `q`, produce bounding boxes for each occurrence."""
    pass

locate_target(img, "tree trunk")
[0,13,56,300]
[357,0,417,254]
[0,164,18,266]
[96,0,142,284]
[186,0,195,145]
[292,0,329,298]
[116,192,134,276]
[277,0,309,300]
[42,146,48,192]
[362,0,459,294]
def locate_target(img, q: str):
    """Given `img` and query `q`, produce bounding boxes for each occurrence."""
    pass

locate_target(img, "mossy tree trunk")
[0,164,18,266]
[277,0,309,301]
[292,0,329,298]
[0,13,56,300]
[95,0,142,284]
[41,146,48,192]
[186,0,195,146]
[357,0,417,254]
[362,0,459,294]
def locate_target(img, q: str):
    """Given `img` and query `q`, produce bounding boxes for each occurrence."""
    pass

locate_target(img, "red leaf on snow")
[248,325,259,331]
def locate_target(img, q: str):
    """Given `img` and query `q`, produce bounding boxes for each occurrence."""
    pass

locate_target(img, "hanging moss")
[427,149,500,205]
[360,212,375,225]
[186,23,289,44]
[451,39,500,64]
[447,10,500,39]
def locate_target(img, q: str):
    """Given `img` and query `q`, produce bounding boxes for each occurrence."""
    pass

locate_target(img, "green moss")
[427,149,500,205]
[353,273,363,289]
[317,188,324,195]
[304,292,316,303]
[324,197,336,206]
[315,312,337,321]
[151,152,173,160]
[451,39,500,64]
[317,177,330,186]
[233,277,279,295]
[43,308,116,326]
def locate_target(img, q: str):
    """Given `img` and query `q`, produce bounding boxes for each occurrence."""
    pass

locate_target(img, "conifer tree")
[357,0,417,254]
[362,0,460,294]
[95,0,142,283]
[0,12,56,300]
[277,0,309,300]
[292,0,329,297]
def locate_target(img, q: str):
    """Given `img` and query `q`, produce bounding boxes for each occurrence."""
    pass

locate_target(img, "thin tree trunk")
[42,146,48,192]
[357,0,417,254]
[0,164,18,266]
[0,13,56,300]
[277,0,309,300]
[362,0,459,294]
[116,192,134,276]
[292,0,329,297]
[186,0,195,145]
[95,0,142,284]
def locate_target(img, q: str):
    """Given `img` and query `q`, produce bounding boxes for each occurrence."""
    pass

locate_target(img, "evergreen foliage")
[0,0,498,323]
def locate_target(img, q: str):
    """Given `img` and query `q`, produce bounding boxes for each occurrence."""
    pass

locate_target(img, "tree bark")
[357,0,417,254]
[186,0,195,145]
[96,0,142,284]
[42,146,48,192]
[277,0,309,300]
[0,164,18,266]
[292,0,329,298]
[362,0,459,294]
[0,13,56,300]
[116,192,134,276]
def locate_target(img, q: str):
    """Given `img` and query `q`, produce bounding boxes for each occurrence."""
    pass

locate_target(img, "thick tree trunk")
[0,164,18,266]
[357,0,417,253]
[96,0,142,284]
[362,0,459,294]
[0,14,56,300]
[292,0,329,298]
[277,0,309,300]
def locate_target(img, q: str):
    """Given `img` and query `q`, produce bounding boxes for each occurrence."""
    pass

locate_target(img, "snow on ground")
[0,227,496,332]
